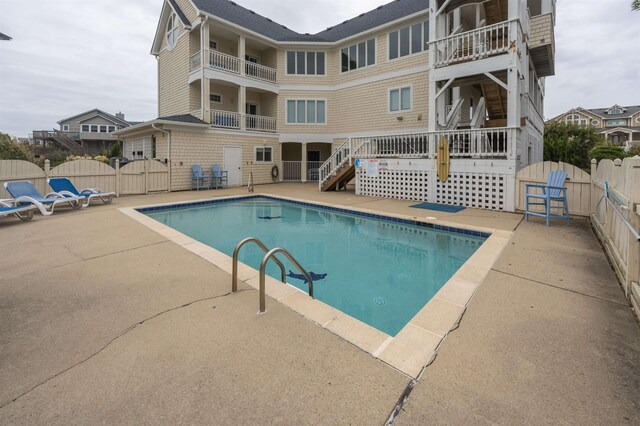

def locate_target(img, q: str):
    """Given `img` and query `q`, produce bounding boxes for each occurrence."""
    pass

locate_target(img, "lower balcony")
[210,110,277,133]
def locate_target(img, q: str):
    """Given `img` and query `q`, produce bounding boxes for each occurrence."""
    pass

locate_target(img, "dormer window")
[609,108,621,115]
[166,14,178,48]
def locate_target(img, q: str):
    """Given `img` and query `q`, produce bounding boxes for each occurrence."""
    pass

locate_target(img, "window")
[286,99,326,124]
[286,51,325,75]
[108,125,116,132]
[210,93,222,103]
[90,125,98,132]
[341,38,375,72]
[81,124,90,132]
[389,87,411,112]
[62,124,69,131]
[591,120,599,125]
[166,13,178,48]
[255,146,273,163]
[565,114,587,126]
[209,40,218,50]
[609,108,621,115]
[99,125,108,133]
[389,21,428,60]
[606,119,626,127]
[636,117,640,123]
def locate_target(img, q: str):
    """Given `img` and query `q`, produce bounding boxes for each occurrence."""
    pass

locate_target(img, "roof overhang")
[113,118,209,138]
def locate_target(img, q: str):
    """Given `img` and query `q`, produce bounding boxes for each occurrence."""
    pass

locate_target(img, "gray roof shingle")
[157,114,208,124]
[167,0,192,28]
[191,0,428,43]
[586,105,640,119]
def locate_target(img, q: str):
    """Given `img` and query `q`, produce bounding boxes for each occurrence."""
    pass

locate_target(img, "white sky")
[0,0,638,137]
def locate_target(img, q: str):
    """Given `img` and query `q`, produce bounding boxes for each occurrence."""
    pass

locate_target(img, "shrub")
[0,132,34,161]
[107,141,122,158]
[93,155,109,164]
[543,122,604,171]
[590,145,628,162]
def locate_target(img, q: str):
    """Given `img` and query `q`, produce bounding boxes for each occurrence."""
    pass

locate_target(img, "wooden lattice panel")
[356,169,428,201]
[436,173,506,210]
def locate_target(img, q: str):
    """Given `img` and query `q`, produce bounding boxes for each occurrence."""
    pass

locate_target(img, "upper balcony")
[190,50,278,85]
[528,13,555,77]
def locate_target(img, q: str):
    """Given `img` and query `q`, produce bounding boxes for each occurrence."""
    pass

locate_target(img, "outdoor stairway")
[320,163,355,192]
[42,130,85,155]
[481,82,507,126]
[484,0,508,25]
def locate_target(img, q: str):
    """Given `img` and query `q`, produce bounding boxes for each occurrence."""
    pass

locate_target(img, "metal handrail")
[259,247,313,313]
[232,237,286,293]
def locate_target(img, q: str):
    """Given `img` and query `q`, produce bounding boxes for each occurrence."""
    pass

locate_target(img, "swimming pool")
[141,196,487,336]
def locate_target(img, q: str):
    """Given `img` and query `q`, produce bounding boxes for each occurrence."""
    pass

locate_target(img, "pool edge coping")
[118,193,512,379]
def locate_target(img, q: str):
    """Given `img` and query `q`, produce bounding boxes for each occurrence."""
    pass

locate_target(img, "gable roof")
[57,109,132,127]
[586,105,640,119]
[151,0,193,54]
[191,0,428,43]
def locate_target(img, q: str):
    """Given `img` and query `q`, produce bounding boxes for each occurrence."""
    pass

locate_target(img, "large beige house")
[117,0,556,211]
[548,105,640,150]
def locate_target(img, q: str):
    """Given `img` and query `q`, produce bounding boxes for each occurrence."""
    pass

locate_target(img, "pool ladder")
[231,237,313,313]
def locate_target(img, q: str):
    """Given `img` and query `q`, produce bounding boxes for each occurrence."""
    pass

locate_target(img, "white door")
[223,145,242,187]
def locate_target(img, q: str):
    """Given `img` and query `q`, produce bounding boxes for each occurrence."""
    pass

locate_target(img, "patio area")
[1,184,638,424]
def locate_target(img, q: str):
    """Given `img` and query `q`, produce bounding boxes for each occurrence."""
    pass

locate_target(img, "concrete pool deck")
[1,183,638,424]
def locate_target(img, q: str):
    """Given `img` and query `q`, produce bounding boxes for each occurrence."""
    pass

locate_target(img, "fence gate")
[515,161,591,216]
[119,159,168,195]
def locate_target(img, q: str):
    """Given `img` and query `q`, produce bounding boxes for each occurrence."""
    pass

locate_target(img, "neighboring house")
[33,109,140,156]
[548,105,640,150]
[116,0,556,211]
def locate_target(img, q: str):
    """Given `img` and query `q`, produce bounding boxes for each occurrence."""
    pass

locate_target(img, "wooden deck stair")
[43,130,85,155]
[481,82,507,122]
[320,163,355,192]
[484,0,508,25]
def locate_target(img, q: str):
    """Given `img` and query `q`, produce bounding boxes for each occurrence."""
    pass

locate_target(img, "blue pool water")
[143,197,486,336]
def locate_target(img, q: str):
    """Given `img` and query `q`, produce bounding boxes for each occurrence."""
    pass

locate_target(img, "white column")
[201,23,210,123]
[238,86,246,130]
[301,143,307,183]
[238,36,246,76]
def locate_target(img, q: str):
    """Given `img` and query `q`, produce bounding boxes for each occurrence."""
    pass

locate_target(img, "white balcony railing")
[246,114,277,133]
[429,127,515,158]
[209,50,240,74]
[319,129,517,188]
[245,62,277,84]
[210,110,240,129]
[433,21,512,67]
[192,50,277,84]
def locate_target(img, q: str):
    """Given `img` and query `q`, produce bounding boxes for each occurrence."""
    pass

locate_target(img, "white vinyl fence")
[0,159,169,199]
[590,157,640,315]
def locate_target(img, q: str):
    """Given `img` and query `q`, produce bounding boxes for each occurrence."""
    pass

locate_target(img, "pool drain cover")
[374,297,386,305]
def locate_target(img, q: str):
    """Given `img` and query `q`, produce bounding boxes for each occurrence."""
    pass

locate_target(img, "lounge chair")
[525,170,570,226]
[48,177,114,207]
[211,163,228,189]
[4,180,83,216]
[0,199,36,221]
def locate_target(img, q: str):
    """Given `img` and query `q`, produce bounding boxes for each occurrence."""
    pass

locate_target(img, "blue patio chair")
[211,163,228,189]
[4,180,83,216]
[48,177,114,207]
[525,170,570,226]
[192,165,209,190]
[0,199,36,221]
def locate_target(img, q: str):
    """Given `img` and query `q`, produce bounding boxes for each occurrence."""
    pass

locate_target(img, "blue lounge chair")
[48,177,114,207]
[211,163,228,189]
[4,180,83,216]
[525,170,570,226]
[0,199,36,221]
[192,165,209,190]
